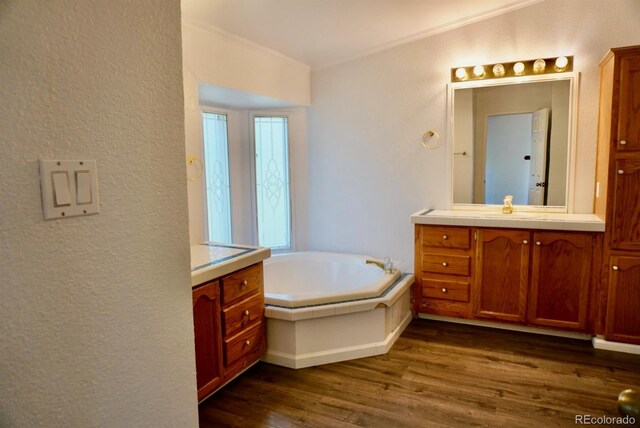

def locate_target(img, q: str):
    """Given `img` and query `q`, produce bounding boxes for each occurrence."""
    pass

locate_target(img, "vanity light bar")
[451,56,573,82]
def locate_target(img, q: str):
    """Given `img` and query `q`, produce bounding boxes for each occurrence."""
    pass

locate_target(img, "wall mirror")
[448,72,579,212]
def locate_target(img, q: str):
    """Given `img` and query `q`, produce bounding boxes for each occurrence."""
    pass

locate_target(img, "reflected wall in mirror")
[450,74,577,209]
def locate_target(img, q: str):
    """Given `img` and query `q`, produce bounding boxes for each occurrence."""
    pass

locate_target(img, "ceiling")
[181,0,543,70]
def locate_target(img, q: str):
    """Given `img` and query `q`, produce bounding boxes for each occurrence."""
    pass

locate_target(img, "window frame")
[249,111,295,252]
[200,106,234,243]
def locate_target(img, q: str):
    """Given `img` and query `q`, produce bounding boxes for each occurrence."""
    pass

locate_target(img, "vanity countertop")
[190,242,271,287]
[411,209,605,232]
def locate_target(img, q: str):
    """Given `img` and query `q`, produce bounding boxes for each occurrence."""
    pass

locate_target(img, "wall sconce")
[451,56,573,82]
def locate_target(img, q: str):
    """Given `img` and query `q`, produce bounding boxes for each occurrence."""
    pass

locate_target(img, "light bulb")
[555,56,569,70]
[492,64,505,77]
[455,67,467,80]
[513,62,525,75]
[533,59,546,73]
[473,65,485,77]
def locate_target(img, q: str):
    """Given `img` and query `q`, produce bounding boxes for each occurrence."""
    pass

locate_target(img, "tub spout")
[366,257,394,273]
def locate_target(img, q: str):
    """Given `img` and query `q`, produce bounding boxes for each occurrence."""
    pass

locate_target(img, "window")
[202,111,232,243]
[253,116,291,250]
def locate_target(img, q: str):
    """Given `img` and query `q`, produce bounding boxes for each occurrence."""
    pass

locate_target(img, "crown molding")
[314,0,545,71]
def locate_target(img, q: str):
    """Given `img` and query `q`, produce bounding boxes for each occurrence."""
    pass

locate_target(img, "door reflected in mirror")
[451,76,575,209]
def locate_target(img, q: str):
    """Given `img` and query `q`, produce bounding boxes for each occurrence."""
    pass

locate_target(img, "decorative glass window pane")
[202,112,232,243]
[254,116,291,249]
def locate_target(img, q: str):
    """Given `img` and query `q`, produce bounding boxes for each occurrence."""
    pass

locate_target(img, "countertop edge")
[411,210,605,232]
[191,247,271,288]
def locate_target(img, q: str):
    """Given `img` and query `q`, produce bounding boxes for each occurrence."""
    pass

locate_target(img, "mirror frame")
[446,71,580,213]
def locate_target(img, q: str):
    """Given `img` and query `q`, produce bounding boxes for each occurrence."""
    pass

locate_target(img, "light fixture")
[451,56,573,82]
[555,56,569,70]
[455,67,468,80]
[533,59,546,73]
[513,62,525,75]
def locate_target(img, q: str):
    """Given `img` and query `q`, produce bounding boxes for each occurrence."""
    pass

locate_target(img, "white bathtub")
[262,252,414,369]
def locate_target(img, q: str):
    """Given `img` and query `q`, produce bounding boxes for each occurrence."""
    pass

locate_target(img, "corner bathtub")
[262,252,414,369]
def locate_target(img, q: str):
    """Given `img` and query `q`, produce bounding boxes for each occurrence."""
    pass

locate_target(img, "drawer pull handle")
[442,235,448,240]
[245,340,251,346]
[441,288,448,293]
[241,279,248,286]
[536,241,541,246]
[523,240,528,244]
[244,309,250,317]
[618,169,624,175]
[620,140,627,145]
[613,265,619,271]
[442,262,448,267]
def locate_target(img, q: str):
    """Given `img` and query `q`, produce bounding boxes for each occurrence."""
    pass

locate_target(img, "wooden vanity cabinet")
[414,226,474,319]
[528,232,593,331]
[474,229,529,323]
[415,225,598,333]
[192,262,266,401]
[594,45,640,344]
[192,281,223,400]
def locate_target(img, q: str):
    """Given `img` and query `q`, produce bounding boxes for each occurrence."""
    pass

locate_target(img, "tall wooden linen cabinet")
[595,45,640,345]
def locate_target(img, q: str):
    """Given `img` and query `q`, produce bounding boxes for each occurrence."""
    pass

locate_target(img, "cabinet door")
[605,256,640,344]
[193,281,223,401]
[611,158,640,251]
[528,232,592,331]
[616,55,640,152]
[474,229,529,322]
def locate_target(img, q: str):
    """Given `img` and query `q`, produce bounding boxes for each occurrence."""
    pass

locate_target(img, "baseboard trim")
[418,314,592,340]
[592,337,640,355]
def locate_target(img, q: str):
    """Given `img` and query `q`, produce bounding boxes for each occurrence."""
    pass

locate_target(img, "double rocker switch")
[51,170,92,206]
[40,159,100,220]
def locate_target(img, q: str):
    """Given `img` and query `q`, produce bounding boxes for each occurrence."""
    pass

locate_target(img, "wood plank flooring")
[198,320,640,427]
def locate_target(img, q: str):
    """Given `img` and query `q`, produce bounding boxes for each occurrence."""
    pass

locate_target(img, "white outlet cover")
[39,159,100,220]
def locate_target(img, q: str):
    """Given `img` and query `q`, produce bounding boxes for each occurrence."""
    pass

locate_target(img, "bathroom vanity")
[412,211,604,334]
[190,243,271,401]
[413,45,640,348]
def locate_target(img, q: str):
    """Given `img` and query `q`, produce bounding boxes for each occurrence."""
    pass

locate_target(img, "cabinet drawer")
[221,263,263,305]
[422,227,471,250]
[222,293,264,337]
[422,279,469,302]
[422,254,470,276]
[223,323,263,367]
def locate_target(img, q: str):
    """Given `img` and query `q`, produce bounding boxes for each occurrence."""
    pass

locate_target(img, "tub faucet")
[366,257,394,273]
[502,194,514,214]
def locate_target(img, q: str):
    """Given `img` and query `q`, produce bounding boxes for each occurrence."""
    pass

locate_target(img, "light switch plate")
[39,159,99,220]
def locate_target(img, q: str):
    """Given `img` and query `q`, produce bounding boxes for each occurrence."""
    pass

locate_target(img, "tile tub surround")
[190,242,271,287]
[263,274,414,369]
[411,209,605,232]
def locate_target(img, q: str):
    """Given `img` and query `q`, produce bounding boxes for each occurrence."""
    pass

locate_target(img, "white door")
[527,108,550,205]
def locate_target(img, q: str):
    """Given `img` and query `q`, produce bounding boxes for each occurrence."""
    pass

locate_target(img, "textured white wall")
[0,1,198,426]
[182,21,310,244]
[307,0,640,268]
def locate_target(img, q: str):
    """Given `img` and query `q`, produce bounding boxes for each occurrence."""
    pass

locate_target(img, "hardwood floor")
[198,319,640,427]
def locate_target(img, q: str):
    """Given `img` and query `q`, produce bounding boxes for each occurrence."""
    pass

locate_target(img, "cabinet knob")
[536,241,541,246]
[442,262,448,267]
[620,140,627,145]
[442,235,448,240]
[618,169,625,175]
[241,279,248,286]
[613,265,619,271]
[523,240,528,244]
[244,309,250,317]
[245,340,251,346]
[441,288,448,293]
